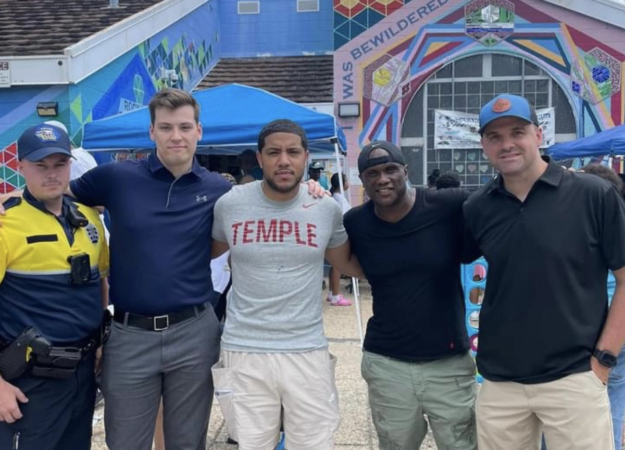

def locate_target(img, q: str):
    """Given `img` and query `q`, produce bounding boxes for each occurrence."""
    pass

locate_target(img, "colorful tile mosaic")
[0,143,24,193]
[571,47,622,104]
[464,0,515,47]
[363,53,410,107]
[333,0,404,49]
[139,35,212,92]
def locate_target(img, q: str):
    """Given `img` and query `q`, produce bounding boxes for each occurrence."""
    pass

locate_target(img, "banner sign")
[434,107,555,149]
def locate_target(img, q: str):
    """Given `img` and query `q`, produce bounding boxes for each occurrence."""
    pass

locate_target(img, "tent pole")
[332,139,364,346]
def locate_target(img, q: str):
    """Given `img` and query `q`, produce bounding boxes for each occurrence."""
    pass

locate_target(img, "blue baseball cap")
[479,94,538,135]
[17,124,73,162]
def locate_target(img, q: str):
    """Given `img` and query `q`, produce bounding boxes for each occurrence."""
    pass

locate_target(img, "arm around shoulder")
[325,240,364,279]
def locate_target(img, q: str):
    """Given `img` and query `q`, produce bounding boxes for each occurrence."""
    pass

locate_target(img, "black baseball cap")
[358,140,406,174]
[18,124,72,162]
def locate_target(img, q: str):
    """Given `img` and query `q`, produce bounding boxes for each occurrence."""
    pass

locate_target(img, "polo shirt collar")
[24,188,71,217]
[148,151,203,179]
[487,155,562,195]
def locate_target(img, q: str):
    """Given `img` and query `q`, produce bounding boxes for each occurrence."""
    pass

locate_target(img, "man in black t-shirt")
[344,141,477,450]
[464,94,625,450]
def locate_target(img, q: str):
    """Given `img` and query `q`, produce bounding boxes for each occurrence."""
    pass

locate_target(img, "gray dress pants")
[101,306,220,450]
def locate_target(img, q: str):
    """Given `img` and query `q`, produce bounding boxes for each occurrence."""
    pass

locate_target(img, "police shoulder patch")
[2,197,22,211]
[85,223,99,244]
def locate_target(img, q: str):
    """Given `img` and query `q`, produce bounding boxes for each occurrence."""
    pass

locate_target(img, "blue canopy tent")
[81,83,347,154]
[82,84,365,343]
[547,124,625,160]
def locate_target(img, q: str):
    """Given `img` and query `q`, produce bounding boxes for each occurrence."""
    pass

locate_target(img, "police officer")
[0,123,109,450]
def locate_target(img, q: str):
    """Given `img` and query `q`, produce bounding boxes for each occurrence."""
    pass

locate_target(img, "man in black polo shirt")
[463,94,625,450]
[344,141,477,450]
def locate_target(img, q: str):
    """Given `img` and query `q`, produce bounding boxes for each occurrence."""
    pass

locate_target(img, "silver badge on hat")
[34,126,60,143]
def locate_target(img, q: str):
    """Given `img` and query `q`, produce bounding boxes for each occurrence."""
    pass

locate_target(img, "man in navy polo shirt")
[69,89,231,450]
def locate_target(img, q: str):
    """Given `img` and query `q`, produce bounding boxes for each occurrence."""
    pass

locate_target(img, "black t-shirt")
[463,159,625,384]
[344,187,470,362]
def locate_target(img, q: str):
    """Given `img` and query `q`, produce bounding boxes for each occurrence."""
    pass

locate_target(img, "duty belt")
[114,302,208,331]
[0,332,97,380]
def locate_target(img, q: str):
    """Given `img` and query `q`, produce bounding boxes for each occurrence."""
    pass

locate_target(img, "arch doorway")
[400,53,576,189]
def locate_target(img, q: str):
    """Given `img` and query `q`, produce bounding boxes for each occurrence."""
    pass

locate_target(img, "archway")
[400,53,576,189]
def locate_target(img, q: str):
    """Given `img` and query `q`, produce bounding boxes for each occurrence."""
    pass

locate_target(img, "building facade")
[333,0,625,198]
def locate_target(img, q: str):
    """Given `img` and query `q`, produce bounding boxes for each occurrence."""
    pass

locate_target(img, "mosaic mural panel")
[571,47,622,104]
[465,0,514,47]
[363,54,410,106]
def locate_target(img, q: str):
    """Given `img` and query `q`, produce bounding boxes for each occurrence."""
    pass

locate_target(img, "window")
[401,53,576,189]
[237,1,260,14]
[297,0,319,12]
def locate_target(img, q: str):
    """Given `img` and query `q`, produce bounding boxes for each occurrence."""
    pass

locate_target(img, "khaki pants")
[212,349,339,450]
[477,371,614,450]
[361,351,477,450]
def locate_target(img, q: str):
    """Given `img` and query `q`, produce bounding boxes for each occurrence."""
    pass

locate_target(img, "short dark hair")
[436,171,461,190]
[581,164,624,195]
[427,169,441,187]
[258,119,308,152]
[149,88,199,124]
[330,172,347,193]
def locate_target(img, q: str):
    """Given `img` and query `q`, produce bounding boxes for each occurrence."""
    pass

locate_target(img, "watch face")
[596,350,618,367]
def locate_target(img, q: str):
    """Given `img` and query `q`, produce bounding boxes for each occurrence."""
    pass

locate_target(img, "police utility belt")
[0,311,112,381]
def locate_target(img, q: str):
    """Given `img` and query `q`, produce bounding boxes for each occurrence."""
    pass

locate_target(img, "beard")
[264,172,304,194]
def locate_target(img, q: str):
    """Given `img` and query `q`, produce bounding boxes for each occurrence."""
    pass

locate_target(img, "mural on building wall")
[335,0,625,374]
[0,4,219,193]
[571,47,621,105]
[334,0,625,179]
[0,85,69,193]
[464,0,514,47]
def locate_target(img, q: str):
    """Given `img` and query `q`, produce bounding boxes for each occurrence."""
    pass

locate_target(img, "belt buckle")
[153,315,169,331]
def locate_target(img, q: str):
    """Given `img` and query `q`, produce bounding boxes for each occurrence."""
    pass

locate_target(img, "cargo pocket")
[212,360,238,441]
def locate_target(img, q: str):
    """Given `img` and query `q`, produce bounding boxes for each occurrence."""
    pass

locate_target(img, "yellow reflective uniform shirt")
[0,194,109,344]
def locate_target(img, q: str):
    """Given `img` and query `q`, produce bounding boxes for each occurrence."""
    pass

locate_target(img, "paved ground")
[91,279,438,449]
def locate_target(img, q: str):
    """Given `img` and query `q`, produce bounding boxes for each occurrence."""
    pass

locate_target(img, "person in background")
[43,120,98,181]
[427,168,441,188]
[327,172,353,307]
[239,174,255,185]
[436,170,461,190]
[540,164,625,450]
[582,164,625,450]
[308,161,329,190]
[238,149,263,181]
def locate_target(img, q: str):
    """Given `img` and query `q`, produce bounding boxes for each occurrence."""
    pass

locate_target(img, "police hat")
[18,124,73,162]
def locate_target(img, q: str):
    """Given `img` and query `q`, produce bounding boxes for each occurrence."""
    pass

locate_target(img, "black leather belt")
[114,303,208,331]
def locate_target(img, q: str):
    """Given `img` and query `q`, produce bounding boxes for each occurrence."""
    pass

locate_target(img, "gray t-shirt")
[212,181,348,352]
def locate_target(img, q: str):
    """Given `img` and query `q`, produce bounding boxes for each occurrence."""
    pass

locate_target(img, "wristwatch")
[593,349,618,368]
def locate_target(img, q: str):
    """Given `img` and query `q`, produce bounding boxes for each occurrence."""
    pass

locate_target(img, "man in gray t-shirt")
[211,120,361,450]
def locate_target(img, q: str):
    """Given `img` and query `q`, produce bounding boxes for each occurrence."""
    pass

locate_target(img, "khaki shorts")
[477,371,614,450]
[212,349,339,450]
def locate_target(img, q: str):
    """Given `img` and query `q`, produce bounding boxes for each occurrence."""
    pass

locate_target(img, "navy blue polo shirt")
[70,152,232,315]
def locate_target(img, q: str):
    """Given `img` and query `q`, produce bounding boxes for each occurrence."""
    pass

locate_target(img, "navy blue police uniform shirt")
[344,187,470,361]
[70,152,232,315]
